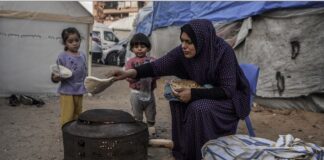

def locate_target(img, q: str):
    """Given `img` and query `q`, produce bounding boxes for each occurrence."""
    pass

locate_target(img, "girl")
[52,27,87,127]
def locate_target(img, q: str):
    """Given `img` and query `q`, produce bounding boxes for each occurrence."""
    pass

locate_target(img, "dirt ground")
[0,64,323,160]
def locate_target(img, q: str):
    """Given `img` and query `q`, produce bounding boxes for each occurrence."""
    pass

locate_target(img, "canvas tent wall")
[234,8,324,112]
[0,1,93,96]
[131,1,324,112]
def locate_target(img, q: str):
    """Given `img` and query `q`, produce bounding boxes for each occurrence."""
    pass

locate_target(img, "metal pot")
[62,109,148,160]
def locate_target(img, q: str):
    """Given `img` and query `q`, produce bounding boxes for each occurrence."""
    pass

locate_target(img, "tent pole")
[88,24,93,76]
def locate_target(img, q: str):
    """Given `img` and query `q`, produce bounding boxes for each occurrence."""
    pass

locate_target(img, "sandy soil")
[0,64,323,160]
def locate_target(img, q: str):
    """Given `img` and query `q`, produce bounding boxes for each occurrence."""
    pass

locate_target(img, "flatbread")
[84,76,116,95]
[170,79,201,92]
[50,64,72,78]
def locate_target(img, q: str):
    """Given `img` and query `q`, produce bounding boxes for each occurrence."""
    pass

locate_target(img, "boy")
[125,33,157,136]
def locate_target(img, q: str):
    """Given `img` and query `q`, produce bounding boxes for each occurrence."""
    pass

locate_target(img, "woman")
[106,19,251,160]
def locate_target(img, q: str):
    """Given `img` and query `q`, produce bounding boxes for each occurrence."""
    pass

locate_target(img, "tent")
[131,1,324,112]
[0,1,94,96]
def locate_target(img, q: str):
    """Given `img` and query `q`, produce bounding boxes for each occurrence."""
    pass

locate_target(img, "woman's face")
[180,32,196,59]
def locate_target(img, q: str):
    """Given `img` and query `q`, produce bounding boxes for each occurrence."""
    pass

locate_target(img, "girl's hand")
[51,74,62,82]
[104,69,137,80]
[173,88,191,103]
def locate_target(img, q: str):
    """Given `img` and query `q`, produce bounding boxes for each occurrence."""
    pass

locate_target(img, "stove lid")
[78,109,135,124]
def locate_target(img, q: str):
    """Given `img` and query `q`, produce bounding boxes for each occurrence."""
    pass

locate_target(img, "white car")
[91,23,127,66]
[90,31,102,63]
[101,40,127,66]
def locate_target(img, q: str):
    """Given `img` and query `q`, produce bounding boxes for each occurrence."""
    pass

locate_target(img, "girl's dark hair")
[61,27,81,51]
[130,33,151,51]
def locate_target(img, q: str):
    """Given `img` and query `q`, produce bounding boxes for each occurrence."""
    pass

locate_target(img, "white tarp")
[0,2,93,96]
[234,8,324,112]
[235,7,324,98]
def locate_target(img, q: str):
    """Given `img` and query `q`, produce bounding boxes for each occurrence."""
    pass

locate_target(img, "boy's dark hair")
[130,33,151,51]
[61,27,81,51]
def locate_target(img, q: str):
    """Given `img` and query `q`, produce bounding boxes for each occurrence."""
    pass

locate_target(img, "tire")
[118,51,126,67]
[105,51,119,66]
[91,52,102,64]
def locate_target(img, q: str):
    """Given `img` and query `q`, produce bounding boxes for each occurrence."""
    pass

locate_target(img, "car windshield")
[104,31,115,41]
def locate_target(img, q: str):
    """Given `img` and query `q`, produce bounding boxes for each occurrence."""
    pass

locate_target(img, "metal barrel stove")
[62,109,148,160]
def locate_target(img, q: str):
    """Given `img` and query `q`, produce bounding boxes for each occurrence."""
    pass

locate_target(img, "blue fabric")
[239,64,260,137]
[136,1,324,35]
[164,83,179,101]
[239,64,260,100]
[135,5,154,36]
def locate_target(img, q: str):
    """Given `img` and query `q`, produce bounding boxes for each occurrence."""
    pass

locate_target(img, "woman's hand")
[173,88,191,103]
[104,69,137,81]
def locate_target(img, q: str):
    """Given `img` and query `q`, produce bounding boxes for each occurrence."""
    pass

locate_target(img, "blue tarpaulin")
[136,1,324,35]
